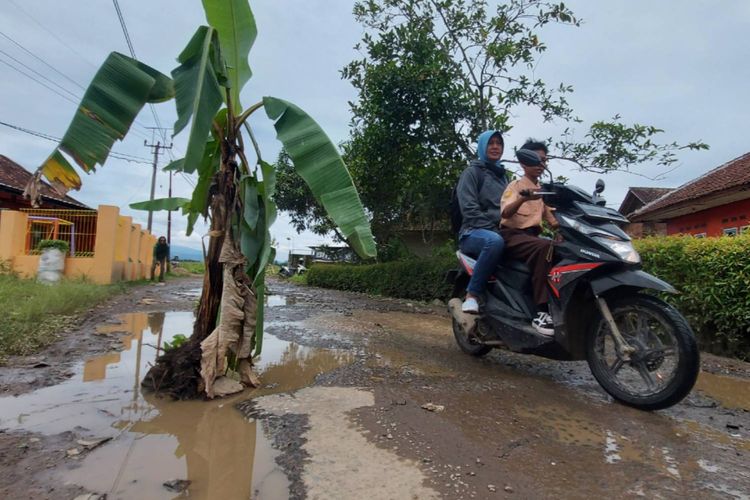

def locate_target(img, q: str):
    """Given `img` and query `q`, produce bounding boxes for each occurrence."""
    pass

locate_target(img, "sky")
[1,1,748,259]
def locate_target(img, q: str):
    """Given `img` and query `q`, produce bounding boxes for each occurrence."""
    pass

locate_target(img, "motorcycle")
[279,260,307,278]
[447,156,699,411]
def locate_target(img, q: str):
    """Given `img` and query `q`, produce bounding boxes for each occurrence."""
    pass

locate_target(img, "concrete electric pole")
[143,139,173,233]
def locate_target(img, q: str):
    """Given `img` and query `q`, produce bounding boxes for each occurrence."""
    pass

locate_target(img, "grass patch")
[289,273,307,285]
[175,260,205,274]
[0,274,124,362]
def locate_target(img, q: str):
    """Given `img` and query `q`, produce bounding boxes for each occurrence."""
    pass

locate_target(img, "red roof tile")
[632,152,750,220]
[618,187,674,216]
[629,187,674,204]
[0,155,89,209]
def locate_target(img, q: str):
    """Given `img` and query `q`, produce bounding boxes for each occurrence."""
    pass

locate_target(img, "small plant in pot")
[36,239,69,284]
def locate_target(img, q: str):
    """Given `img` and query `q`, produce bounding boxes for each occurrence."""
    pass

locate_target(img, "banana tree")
[23,0,376,399]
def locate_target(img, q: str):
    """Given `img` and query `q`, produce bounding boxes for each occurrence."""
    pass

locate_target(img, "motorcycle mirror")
[595,179,605,194]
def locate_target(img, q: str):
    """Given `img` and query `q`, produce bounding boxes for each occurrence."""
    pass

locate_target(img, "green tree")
[276,0,706,247]
[24,0,375,398]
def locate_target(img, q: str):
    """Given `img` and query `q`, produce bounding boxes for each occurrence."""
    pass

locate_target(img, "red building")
[630,152,750,237]
[0,155,89,210]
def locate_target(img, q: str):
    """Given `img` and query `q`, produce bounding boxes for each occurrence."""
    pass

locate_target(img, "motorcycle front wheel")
[586,294,699,411]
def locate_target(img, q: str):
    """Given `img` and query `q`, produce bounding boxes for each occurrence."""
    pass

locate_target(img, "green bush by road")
[305,235,750,359]
[636,234,750,359]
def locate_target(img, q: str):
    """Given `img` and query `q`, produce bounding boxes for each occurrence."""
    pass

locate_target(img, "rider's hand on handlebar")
[519,188,543,200]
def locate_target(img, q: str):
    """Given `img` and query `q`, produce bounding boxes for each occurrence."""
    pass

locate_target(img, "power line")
[0,48,80,100]
[0,120,153,165]
[0,30,86,92]
[111,0,168,144]
[8,0,98,70]
[111,0,138,59]
[0,56,80,106]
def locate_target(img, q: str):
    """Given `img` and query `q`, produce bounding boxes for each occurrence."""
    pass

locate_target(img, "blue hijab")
[476,130,504,167]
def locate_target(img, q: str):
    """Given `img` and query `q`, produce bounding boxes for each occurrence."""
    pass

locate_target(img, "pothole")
[0,310,354,499]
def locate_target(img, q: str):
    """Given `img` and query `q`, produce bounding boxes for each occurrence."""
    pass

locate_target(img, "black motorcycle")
[447,160,699,411]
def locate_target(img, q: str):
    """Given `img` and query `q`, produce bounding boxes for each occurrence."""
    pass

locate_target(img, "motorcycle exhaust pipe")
[448,298,479,337]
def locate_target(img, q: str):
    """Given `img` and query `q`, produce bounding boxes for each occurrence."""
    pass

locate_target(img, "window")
[723,227,738,237]
[740,225,750,235]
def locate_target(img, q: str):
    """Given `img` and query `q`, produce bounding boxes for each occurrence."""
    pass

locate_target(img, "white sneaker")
[532,312,554,336]
[462,297,479,314]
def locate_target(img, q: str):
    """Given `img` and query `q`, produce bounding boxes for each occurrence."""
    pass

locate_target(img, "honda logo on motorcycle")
[580,248,601,259]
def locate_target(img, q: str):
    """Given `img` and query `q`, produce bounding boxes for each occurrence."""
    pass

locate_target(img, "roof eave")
[631,186,750,222]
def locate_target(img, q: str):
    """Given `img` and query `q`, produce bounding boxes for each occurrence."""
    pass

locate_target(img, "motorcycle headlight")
[592,236,641,263]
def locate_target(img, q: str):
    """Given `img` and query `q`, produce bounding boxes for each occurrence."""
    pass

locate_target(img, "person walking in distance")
[456,130,508,313]
[151,236,170,282]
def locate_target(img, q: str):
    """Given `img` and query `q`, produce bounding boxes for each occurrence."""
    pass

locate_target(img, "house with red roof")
[0,155,89,210]
[629,152,750,237]
[618,187,674,237]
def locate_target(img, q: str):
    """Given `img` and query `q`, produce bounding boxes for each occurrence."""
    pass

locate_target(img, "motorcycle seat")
[496,259,530,274]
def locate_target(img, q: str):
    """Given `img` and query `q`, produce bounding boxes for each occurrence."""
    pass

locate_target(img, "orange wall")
[667,199,750,237]
[0,206,156,284]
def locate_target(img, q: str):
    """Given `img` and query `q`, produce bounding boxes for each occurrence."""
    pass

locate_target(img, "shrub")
[306,256,455,302]
[36,239,70,254]
[635,234,750,359]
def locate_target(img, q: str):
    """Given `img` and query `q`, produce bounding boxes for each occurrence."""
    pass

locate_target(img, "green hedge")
[306,235,750,359]
[636,234,750,359]
[306,256,455,302]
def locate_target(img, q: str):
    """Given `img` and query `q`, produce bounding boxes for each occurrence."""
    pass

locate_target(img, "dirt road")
[1,277,748,499]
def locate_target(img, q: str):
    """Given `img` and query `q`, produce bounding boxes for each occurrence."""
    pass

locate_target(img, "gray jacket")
[457,160,508,235]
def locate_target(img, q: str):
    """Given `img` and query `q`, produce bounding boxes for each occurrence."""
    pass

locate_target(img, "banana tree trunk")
[142,142,257,399]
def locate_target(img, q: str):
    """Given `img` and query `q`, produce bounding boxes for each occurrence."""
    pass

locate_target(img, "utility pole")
[166,168,173,272]
[143,138,173,233]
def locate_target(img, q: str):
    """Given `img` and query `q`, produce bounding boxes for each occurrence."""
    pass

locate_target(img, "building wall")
[666,198,750,237]
[0,205,156,284]
[625,222,668,239]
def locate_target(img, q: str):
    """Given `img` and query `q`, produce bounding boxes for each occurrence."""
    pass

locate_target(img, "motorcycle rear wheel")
[452,317,492,357]
[451,281,492,357]
[586,294,699,411]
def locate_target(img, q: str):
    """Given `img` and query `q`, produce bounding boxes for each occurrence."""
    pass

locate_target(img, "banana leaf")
[172,26,227,174]
[263,96,376,259]
[163,159,185,171]
[129,197,190,211]
[202,0,257,111]
[34,53,173,198]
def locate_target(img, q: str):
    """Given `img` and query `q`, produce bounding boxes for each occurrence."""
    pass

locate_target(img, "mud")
[2,276,750,499]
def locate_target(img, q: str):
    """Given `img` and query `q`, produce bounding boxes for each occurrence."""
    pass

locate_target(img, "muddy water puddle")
[0,311,353,499]
[695,370,750,411]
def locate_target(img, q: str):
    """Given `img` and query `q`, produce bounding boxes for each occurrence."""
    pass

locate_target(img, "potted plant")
[36,239,69,284]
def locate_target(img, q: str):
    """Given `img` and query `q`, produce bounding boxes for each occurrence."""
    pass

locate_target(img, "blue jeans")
[459,229,504,297]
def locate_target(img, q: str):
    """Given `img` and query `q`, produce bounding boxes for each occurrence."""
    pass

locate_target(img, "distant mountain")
[170,244,203,262]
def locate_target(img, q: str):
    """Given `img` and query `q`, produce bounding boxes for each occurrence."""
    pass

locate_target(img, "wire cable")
[0,120,153,165]
[0,56,79,105]
[0,48,80,100]
[8,0,97,70]
[0,30,86,92]
[111,0,168,143]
